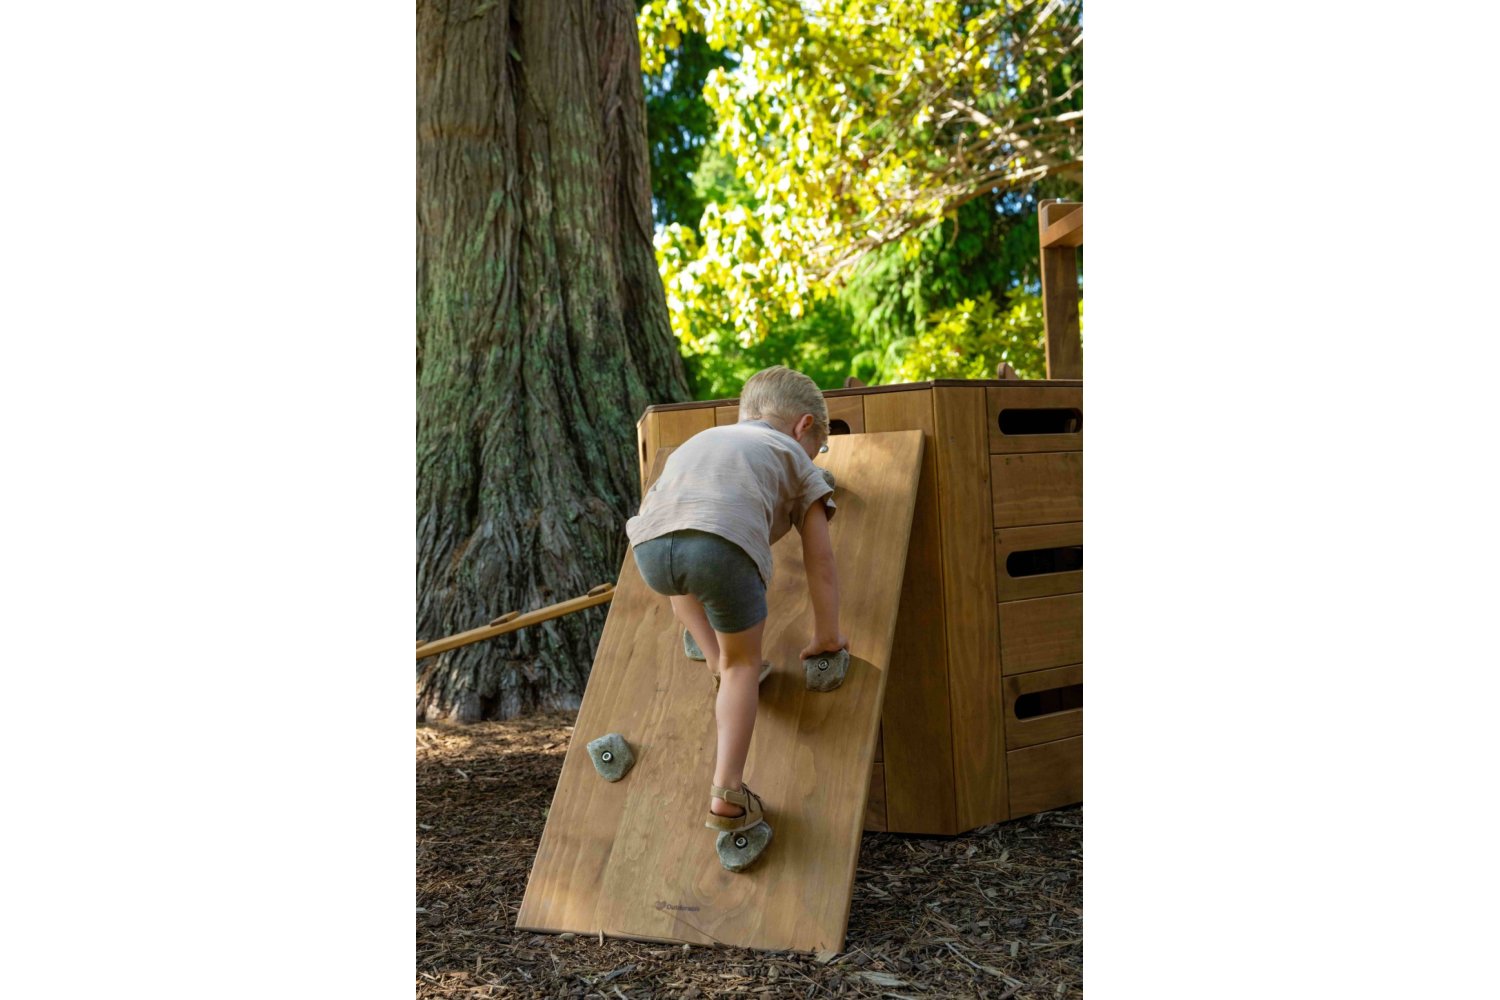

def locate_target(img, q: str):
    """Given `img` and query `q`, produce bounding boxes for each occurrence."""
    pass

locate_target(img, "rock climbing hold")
[716,821,773,872]
[586,733,635,782]
[804,647,851,692]
[683,629,705,662]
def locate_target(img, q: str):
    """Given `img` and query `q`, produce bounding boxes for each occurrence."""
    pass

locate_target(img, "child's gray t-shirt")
[625,419,836,585]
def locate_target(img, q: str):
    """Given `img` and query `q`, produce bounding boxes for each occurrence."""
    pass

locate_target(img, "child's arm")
[798,499,848,658]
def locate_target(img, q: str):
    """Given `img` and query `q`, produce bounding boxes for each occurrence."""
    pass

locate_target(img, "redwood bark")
[416,0,688,721]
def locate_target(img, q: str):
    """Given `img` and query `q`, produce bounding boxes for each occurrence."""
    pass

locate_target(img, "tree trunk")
[416,0,688,722]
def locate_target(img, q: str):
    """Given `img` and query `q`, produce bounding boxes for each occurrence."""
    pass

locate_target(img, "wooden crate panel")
[990,451,1082,527]
[873,724,882,763]
[999,593,1082,676]
[715,405,739,426]
[1003,664,1082,750]
[995,522,1082,601]
[986,386,1083,454]
[864,764,887,832]
[657,408,716,449]
[865,388,959,836]
[635,418,652,494]
[934,387,1007,831]
[518,430,925,954]
[1007,736,1082,817]
[827,395,866,435]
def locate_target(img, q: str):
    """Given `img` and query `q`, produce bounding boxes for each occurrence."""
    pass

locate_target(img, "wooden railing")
[1037,199,1082,379]
[415,582,616,661]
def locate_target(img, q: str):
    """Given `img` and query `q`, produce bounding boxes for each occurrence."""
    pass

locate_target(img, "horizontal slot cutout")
[1014,683,1083,719]
[998,408,1082,436]
[1006,544,1082,578]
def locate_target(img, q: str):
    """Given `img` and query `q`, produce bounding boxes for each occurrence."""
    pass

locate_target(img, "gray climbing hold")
[683,629,705,661]
[586,733,635,782]
[715,821,773,872]
[804,647,851,692]
[820,468,836,492]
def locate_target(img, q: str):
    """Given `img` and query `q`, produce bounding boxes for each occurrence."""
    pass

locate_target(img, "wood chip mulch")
[418,714,1082,998]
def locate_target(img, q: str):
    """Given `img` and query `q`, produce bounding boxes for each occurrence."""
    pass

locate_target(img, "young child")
[626,366,848,840]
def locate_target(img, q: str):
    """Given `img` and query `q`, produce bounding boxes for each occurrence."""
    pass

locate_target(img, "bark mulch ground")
[417,714,1082,998]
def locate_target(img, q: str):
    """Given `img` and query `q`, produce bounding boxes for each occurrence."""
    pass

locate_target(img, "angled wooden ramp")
[517,430,924,953]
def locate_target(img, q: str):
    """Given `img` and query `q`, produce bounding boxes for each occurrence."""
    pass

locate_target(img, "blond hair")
[739,365,829,444]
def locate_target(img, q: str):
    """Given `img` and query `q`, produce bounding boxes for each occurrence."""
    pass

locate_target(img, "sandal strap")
[711,784,747,806]
[711,783,759,808]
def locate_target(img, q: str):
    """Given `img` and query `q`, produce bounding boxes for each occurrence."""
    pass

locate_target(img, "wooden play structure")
[632,375,1083,839]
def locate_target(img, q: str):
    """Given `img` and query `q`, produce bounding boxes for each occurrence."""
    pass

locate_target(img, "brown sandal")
[704,783,766,833]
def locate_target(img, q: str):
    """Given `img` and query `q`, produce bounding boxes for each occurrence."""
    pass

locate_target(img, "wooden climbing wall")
[516,430,925,953]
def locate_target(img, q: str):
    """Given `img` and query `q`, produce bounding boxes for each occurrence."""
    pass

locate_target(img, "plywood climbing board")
[516,430,925,953]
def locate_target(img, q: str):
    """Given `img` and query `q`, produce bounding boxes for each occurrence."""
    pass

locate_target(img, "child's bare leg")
[669,595,721,667]
[709,619,766,817]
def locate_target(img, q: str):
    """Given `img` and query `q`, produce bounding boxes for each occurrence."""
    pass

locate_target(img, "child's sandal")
[705,783,766,833]
[711,660,773,692]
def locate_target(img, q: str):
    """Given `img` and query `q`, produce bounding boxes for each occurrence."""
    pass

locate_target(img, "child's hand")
[800,633,848,660]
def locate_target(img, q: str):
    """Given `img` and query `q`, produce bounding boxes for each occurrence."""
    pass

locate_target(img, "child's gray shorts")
[632,529,768,634]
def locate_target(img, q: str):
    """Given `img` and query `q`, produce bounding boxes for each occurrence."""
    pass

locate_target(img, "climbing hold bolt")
[586,733,635,782]
[804,647,851,692]
[716,821,773,872]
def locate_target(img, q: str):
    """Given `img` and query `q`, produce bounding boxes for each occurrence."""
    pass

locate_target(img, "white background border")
[4,2,1496,995]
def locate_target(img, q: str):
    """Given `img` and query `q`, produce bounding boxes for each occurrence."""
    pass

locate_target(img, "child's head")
[739,365,829,455]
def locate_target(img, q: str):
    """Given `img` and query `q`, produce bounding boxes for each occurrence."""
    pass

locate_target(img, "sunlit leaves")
[895,291,1048,381]
[640,0,1082,352]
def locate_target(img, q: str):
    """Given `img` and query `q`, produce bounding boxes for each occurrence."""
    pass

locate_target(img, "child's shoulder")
[691,421,805,467]
[721,421,800,452]
[702,420,775,445]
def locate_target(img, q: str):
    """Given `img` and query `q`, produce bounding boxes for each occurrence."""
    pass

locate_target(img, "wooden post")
[1038,199,1083,380]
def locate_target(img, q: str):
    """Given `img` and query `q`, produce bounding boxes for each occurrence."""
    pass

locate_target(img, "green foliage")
[895,291,1047,381]
[643,23,734,226]
[637,0,1083,398]
[641,0,1081,342]
[680,295,859,399]
[843,192,1061,383]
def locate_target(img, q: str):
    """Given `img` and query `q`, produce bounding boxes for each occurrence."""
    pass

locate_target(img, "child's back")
[627,418,836,588]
